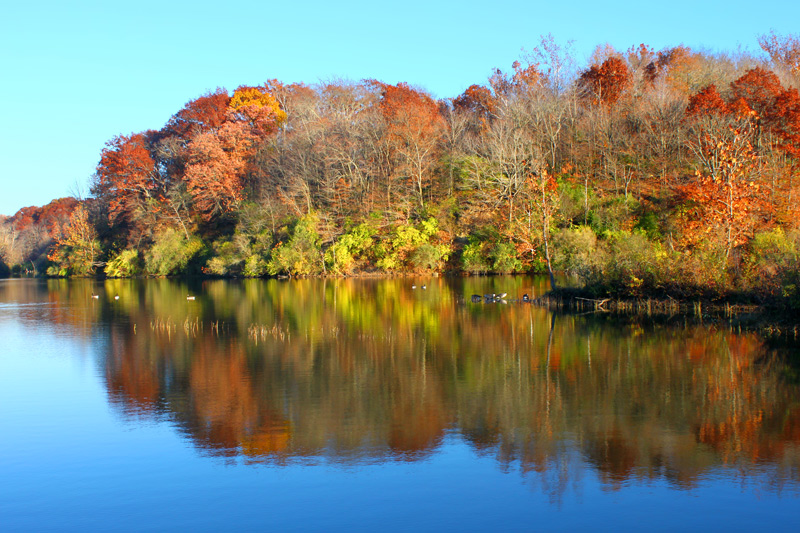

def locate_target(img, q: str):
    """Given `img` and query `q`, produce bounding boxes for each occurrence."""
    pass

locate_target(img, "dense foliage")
[3,34,800,305]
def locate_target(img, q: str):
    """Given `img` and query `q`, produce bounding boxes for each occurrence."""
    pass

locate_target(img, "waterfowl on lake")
[470,294,482,303]
[187,296,196,301]
[422,285,427,290]
[412,285,417,289]
[114,295,119,300]
[522,293,530,302]
[91,294,99,299]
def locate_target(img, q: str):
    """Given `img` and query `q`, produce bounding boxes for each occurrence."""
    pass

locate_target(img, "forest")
[2,33,800,306]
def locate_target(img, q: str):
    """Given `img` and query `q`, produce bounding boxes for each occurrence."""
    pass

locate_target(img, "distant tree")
[758,31,800,79]
[164,88,230,139]
[92,131,160,234]
[453,84,497,129]
[376,82,446,211]
[48,205,102,276]
[183,84,286,222]
[578,56,631,106]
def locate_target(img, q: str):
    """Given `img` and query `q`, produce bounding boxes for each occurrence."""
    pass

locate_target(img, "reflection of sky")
[2,301,800,531]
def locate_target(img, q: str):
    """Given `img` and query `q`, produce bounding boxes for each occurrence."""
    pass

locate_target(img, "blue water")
[1,278,799,531]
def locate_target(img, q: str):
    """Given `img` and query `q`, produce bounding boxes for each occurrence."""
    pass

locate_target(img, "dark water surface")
[2,277,799,531]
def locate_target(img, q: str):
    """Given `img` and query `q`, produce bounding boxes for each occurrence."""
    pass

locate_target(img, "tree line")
[2,33,800,305]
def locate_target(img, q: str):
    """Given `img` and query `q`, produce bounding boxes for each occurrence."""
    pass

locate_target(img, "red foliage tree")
[181,85,286,221]
[93,132,159,227]
[8,198,79,246]
[453,84,497,126]
[377,82,446,209]
[578,56,631,106]
[164,88,231,140]
[730,68,783,119]
[686,85,729,117]
[183,121,255,220]
[769,88,800,159]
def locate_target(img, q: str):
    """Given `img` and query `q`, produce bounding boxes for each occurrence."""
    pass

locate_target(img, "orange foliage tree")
[92,131,161,234]
[183,85,286,221]
[376,82,446,210]
[164,88,231,139]
[681,122,768,261]
[183,121,255,219]
[769,87,800,159]
[578,56,631,106]
[453,84,497,129]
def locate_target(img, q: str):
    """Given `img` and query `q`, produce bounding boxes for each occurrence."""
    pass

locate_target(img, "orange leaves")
[94,132,158,225]
[184,121,255,220]
[48,204,101,275]
[180,84,285,220]
[769,87,800,159]
[578,56,631,106]
[510,60,541,91]
[679,129,769,258]
[53,205,96,249]
[688,68,800,163]
[376,82,446,207]
[686,85,730,117]
[378,82,444,134]
[488,60,543,99]
[10,198,79,236]
[731,67,783,120]
[165,88,230,139]
[453,84,497,125]
[92,85,288,233]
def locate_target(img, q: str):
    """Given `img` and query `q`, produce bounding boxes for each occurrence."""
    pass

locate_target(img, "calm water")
[1,277,799,531]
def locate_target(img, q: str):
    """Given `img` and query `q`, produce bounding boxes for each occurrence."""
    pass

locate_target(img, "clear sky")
[1,0,797,216]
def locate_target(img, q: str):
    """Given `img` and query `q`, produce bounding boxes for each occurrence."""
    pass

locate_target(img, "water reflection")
[2,277,800,495]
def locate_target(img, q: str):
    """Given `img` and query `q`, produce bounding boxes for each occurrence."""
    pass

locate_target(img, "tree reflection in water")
[7,277,800,496]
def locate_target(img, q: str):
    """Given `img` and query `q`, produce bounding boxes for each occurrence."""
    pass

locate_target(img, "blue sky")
[1,0,798,216]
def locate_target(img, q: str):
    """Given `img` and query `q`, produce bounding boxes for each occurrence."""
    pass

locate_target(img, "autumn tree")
[183,122,255,220]
[769,87,800,160]
[510,165,560,289]
[730,67,783,149]
[578,56,631,107]
[683,87,769,261]
[48,205,102,276]
[376,82,446,212]
[228,84,287,135]
[453,84,497,131]
[164,88,230,139]
[183,84,286,222]
[93,133,157,220]
[685,85,755,181]
[758,31,800,80]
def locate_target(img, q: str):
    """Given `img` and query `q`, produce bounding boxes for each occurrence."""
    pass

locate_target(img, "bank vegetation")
[2,33,800,308]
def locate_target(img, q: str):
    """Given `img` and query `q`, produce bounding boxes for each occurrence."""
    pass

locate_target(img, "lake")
[1,277,799,531]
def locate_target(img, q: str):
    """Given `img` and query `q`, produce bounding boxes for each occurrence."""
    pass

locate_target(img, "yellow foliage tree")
[48,205,102,276]
[229,85,287,132]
